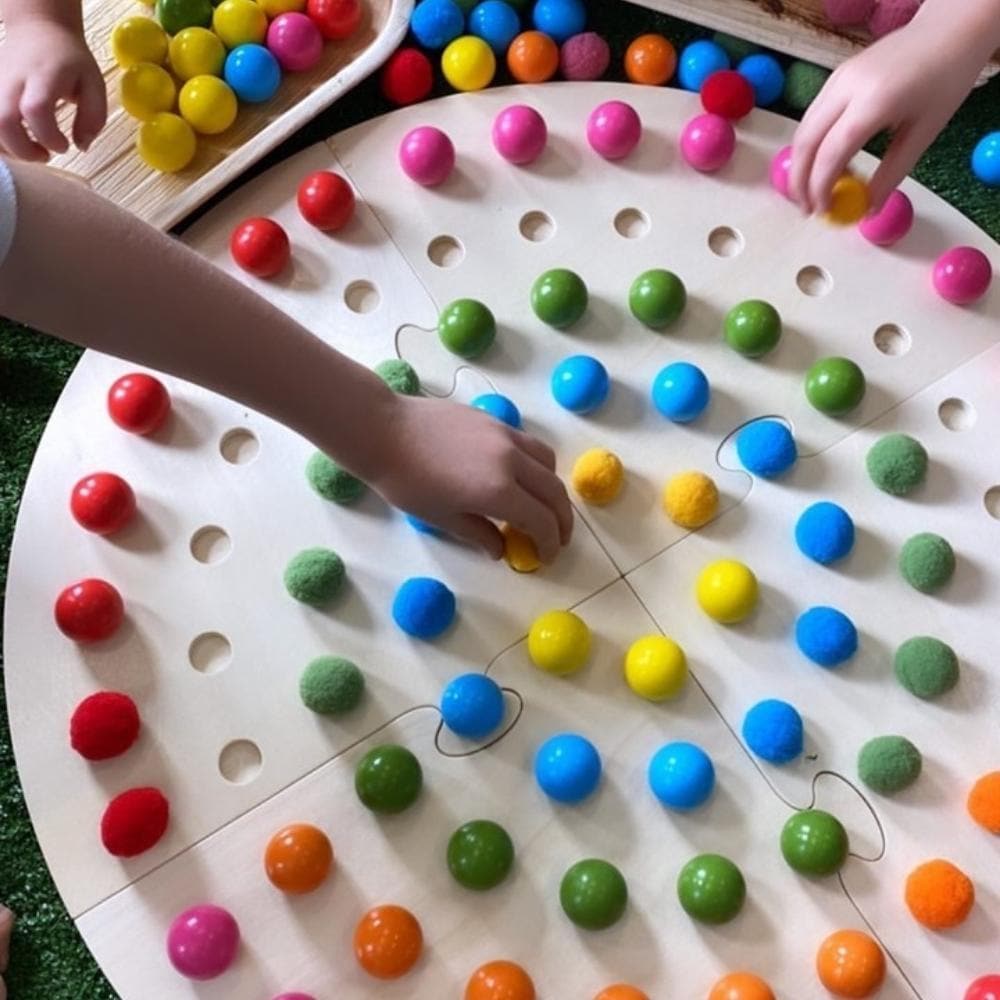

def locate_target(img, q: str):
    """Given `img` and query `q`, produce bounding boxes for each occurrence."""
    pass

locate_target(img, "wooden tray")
[0,0,412,230]
[638,0,1000,82]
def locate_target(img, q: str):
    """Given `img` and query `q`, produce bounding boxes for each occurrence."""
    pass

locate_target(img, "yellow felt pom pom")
[502,523,540,574]
[663,470,719,529]
[624,634,687,701]
[825,174,869,225]
[528,610,591,676]
[696,559,758,624]
[571,447,624,505]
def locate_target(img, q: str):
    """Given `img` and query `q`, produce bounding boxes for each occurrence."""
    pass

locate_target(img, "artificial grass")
[1,1,999,995]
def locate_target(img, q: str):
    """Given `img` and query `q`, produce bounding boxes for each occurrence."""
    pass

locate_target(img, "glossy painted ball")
[440,673,505,739]
[55,579,124,642]
[551,355,609,413]
[265,823,334,894]
[700,68,754,119]
[468,0,520,53]
[501,523,540,573]
[825,174,870,225]
[137,112,196,172]
[972,131,1000,186]
[380,47,434,105]
[267,12,323,72]
[696,559,758,624]
[708,972,775,1000]
[932,245,993,305]
[112,16,168,70]
[648,741,715,810]
[966,976,1000,1000]
[815,929,885,997]
[212,0,268,48]
[70,472,137,535]
[224,44,281,103]
[586,100,641,160]
[507,30,560,83]
[594,987,649,1000]
[628,268,686,328]
[677,39,729,91]
[399,125,455,186]
[677,853,746,923]
[560,859,628,930]
[442,34,496,91]
[651,362,710,423]
[465,960,536,1000]
[780,809,849,875]
[230,217,290,278]
[392,576,456,638]
[532,0,585,43]
[532,268,588,326]
[120,63,176,121]
[447,819,514,890]
[724,299,781,357]
[297,171,354,230]
[769,144,792,197]
[156,0,213,35]
[857,189,913,246]
[167,905,240,980]
[624,634,687,701]
[624,33,676,85]
[438,298,496,358]
[179,75,237,134]
[535,732,601,803]
[169,27,226,80]
[742,699,803,764]
[492,104,547,164]
[737,52,784,106]
[680,113,735,172]
[805,356,866,416]
[70,691,141,760]
[307,0,362,39]
[353,905,423,979]
[354,744,423,814]
[410,0,464,49]
[471,392,521,428]
[528,609,590,675]
[108,372,170,434]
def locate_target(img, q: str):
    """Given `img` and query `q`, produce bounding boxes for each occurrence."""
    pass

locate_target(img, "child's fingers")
[73,65,108,152]
[499,488,561,563]
[867,121,933,213]
[511,428,556,471]
[0,83,48,161]
[806,110,877,213]
[516,452,573,545]
[20,77,70,155]
[790,90,849,212]
[441,513,504,560]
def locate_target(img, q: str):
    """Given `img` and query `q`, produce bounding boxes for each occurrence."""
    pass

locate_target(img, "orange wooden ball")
[354,904,423,979]
[816,929,886,998]
[507,31,559,83]
[594,986,650,1000]
[708,971,775,1000]
[465,960,536,1000]
[264,823,333,894]
[624,33,676,85]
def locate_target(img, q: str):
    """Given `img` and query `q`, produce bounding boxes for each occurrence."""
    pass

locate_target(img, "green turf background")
[1,1,997,995]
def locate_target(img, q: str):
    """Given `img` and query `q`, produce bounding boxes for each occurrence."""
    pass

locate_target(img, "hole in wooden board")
[218,740,262,784]
[519,210,554,242]
[427,235,465,268]
[189,632,232,674]
[344,280,379,313]
[796,265,833,296]
[985,487,1000,520]
[707,226,744,257]
[219,428,259,464]
[613,208,650,239]
[938,397,976,431]
[190,526,231,564]
[873,323,911,357]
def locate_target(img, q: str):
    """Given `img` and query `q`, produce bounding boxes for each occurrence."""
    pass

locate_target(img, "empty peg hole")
[985,487,1000,520]
[427,235,465,268]
[190,526,231,564]
[189,632,232,674]
[707,226,744,257]
[344,280,380,313]
[219,428,259,464]
[613,208,650,239]
[796,265,833,297]
[873,323,911,357]
[938,397,976,431]
[218,739,262,785]
[518,210,555,242]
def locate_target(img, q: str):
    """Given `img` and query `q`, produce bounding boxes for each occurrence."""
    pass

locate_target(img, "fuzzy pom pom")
[375,358,420,395]
[101,787,169,856]
[70,691,141,760]
[899,532,955,593]
[305,452,365,504]
[299,656,365,714]
[866,433,927,495]
[858,735,922,794]
[559,31,610,80]
[967,771,1000,834]
[894,635,958,699]
[783,60,830,111]
[905,859,974,929]
[284,547,346,606]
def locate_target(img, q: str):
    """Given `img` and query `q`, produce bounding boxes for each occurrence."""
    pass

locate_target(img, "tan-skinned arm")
[0,160,573,560]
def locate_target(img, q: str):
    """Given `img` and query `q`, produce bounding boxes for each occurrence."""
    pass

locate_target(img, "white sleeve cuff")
[0,158,17,268]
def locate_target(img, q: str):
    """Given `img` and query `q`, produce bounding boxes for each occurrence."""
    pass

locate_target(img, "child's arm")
[790,0,1000,214]
[0,0,106,160]
[0,160,573,561]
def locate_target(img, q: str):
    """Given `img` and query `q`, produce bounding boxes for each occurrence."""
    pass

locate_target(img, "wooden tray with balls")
[0,0,412,230]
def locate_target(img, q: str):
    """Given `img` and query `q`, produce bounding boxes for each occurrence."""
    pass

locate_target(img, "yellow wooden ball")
[624,635,687,701]
[663,470,719,529]
[212,0,268,49]
[825,174,869,225]
[696,559,758,624]
[120,63,176,121]
[571,447,624,505]
[111,16,168,69]
[136,112,197,173]
[259,0,306,14]
[179,75,238,135]
[441,35,496,92]
[168,27,226,81]
[501,523,540,574]
[528,610,591,676]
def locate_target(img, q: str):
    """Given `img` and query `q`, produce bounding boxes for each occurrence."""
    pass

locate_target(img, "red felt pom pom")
[297,171,355,231]
[70,692,141,761]
[55,578,124,643]
[70,472,137,535]
[701,69,755,121]
[380,48,433,106]
[108,373,171,435]
[101,787,170,857]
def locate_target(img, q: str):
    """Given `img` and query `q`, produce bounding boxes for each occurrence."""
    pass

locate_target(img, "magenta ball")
[867,0,919,38]
[273,995,317,1000]
[166,905,240,981]
[266,13,323,72]
[680,113,735,172]
[858,189,914,246]
[492,104,547,164]
[770,144,792,198]
[398,125,455,186]
[586,100,641,160]
[822,0,874,26]
[932,246,993,305]
[560,31,611,81]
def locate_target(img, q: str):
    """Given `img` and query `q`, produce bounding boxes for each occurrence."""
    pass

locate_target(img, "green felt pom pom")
[284,547,345,606]
[858,735,922,794]
[784,60,831,111]
[375,359,420,395]
[305,452,365,504]
[894,636,959,699]
[899,532,955,593]
[713,30,758,62]
[866,433,928,496]
[299,656,364,714]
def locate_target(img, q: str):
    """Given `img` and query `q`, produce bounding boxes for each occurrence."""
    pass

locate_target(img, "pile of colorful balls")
[110,0,362,172]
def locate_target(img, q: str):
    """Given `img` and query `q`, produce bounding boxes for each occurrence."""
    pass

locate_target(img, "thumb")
[440,514,504,560]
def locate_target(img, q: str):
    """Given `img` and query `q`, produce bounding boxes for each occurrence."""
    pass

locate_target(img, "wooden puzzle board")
[4,82,999,998]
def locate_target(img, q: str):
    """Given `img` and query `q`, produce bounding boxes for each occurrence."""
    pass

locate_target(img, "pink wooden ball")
[932,246,993,305]
[267,13,323,73]
[398,126,455,186]
[680,113,735,173]
[586,100,642,160]
[858,189,914,246]
[770,144,793,198]
[492,104,548,165]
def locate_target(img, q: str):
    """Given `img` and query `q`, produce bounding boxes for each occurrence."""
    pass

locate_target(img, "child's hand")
[366,394,574,563]
[0,21,106,161]
[789,1,995,214]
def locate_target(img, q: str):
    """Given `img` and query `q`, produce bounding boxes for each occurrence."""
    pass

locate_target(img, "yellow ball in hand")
[824,174,869,225]
[441,35,496,92]
[111,16,168,69]
[571,447,624,505]
[624,635,687,701]
[528,610,591,676]
[179,75,238,135]
[212,0,268,48]
[169,27,226,81]
[137,112,197,173]
[696,559,758,624]
[663,470,719,529]
[120,63,176,121]
[502,523,540,574]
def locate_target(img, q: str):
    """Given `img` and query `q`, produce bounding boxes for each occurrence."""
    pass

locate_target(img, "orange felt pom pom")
[968,771,1000,834]
[904,858,975,929]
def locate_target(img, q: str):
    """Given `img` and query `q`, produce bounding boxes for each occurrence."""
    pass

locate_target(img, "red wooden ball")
[380,47,433,107]
[966,976,1000,1000]
[297,170,356,230]
[107,373,170,435]
[701,69,755,120]
[70,472,137,535]
[307,0,361,40]
[101,787,170,857]
[55,578,124,643]
[230,217,290,278]
[70,691,141,761]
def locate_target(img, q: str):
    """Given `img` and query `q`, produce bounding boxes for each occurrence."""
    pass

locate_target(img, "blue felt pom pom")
[795,501,855,564]
[795,605,858,668]
[742,699,803,763]
[392,576,456,639]
[736,419,797,478]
